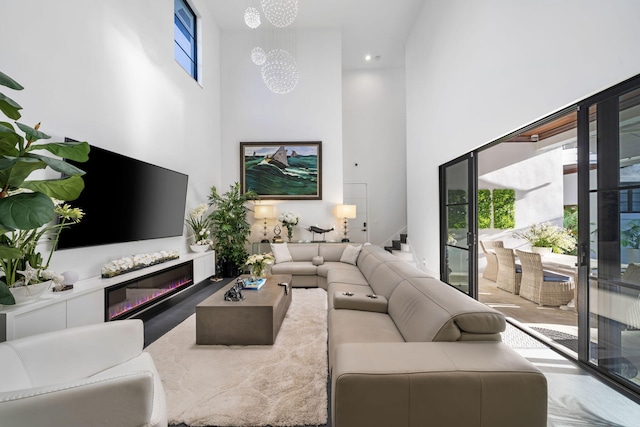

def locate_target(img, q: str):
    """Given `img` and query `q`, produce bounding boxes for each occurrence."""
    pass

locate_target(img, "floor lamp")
[254,205,275,243]
[336,204,357,242]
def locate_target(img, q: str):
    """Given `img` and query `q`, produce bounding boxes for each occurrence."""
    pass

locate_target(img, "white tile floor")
[503,323,640,426]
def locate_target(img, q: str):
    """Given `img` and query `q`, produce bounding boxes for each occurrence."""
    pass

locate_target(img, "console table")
[0,251,215,342]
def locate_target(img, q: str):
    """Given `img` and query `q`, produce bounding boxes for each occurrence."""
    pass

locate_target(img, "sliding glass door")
[440,152,477,297]
[585,83,640,392]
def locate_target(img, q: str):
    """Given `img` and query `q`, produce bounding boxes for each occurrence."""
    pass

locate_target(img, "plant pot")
[190,244,209,253]
[10,280,52,305]
[531,246,553,256]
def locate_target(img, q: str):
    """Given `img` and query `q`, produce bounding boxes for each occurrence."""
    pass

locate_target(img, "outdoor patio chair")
[480,240,504,281]
[495,247,522,295]
[516,249,574,306]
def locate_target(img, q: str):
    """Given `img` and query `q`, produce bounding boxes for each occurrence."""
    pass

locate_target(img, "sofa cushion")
[312,256,324,266]
[317,261,358,279]
[288,243,320,261]
[271,243,293,263]
[340,244,362,265]
[388,278,505,342]
[326,266,368,286]
[328,309,405,370]
[270,261,317,276]
[320,243,349,262]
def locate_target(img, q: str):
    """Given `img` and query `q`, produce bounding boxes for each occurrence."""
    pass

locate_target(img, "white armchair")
[0,319,167,427]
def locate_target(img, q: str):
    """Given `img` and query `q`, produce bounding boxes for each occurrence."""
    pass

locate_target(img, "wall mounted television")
[56,142,189,249]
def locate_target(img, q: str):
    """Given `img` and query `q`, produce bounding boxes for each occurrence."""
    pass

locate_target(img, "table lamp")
[254,205,275,243]
[336,204,357,242]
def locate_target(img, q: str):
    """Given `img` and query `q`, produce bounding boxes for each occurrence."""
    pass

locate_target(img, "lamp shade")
[337,204,357,219]
[254,205,275,219]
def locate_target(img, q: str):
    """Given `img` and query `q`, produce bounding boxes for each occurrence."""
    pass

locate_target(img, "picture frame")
[240,141,322,200]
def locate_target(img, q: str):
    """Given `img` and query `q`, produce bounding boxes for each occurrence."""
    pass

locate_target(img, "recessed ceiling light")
[365,55,372,61]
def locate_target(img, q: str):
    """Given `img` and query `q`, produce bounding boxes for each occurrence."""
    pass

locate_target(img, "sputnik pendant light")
[244,0,299,94]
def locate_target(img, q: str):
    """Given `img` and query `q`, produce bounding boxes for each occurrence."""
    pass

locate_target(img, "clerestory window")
[174,0,197,80]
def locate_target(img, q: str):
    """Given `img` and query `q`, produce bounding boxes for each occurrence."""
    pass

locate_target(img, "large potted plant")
[0,71,89,305]
[207,183,258,277]
[513,222,576,255]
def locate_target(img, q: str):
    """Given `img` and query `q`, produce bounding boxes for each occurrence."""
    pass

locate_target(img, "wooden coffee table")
[195,274,293,345]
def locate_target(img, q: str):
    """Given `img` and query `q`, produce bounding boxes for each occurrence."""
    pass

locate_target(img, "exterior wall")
[406,0,640,277]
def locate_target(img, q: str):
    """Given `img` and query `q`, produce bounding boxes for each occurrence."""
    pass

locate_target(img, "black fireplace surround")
[105,262,193,321]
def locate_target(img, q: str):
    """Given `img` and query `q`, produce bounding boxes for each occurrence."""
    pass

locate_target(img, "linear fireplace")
[105,262,193,321]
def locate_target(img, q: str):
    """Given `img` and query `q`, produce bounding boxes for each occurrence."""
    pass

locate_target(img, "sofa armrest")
[332,341,547,427]
[333,292,387,313]
[0,371,157,427]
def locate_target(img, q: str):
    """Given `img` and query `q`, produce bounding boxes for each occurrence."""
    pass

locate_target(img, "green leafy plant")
[207,182,258,276]
[493,189,515,229]
[478,189,491,229]
[0,71,89,304]
[621,219,640,249]
[447,189,467,229]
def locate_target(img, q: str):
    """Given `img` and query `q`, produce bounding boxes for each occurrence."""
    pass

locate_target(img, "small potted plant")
[513,222,576,255]
[244,252,275,279]
[185,203,212,252]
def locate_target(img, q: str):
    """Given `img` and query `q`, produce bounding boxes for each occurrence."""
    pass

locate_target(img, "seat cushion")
[270,261,317,275]
[543,271,571,282]
[326,266,368,286]
[328,309,405,371]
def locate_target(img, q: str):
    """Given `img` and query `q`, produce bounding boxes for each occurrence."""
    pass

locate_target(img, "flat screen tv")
[56,143,189,249]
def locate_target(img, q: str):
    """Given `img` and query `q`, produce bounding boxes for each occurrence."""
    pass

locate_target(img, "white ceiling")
[202,0,426,69]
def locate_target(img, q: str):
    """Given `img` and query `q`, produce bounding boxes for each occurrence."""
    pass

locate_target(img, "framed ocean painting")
[240,141,322,200]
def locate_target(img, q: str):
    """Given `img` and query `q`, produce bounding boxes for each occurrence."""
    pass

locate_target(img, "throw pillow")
[312,256,324,266]
[340,244,362,265]
[271,242,293,263]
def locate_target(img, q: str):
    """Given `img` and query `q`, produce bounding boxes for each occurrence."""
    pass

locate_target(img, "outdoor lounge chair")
[480,240,504,281]
[495,247,522,295]
[516,249,574,306]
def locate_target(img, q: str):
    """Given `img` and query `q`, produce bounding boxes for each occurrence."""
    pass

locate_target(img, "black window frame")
[174,0,198,80]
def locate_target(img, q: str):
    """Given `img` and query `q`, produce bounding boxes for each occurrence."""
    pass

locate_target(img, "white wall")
[342,68,407,245]
[220,28,344,243]
[0,0,221,279]
[406,0,640,277]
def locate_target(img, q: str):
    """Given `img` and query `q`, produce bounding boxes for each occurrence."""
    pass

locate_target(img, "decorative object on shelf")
[243,277,266,290]
[100,250,180,278]
[336,204,357,242]
[273,225,283,243]
[244,0,300,94]
[513,222,576,255]
[52,270,79,292]
[254,205,275,243]
[208,183,258,277]
[224,279,245,301]
[0,70,89,306]
[1,201,85,305]
[240,141,322,200]
[278,211,300,242]
[185,203,212,247]
[190,244,209,253]
[308,225,334,242]
[9,279,52,305]
[245,252,275,280]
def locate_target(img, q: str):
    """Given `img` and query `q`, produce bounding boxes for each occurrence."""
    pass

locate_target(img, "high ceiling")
[202,0,426,70]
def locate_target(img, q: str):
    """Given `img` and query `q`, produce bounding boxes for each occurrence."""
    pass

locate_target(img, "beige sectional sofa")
[268,242,548,427]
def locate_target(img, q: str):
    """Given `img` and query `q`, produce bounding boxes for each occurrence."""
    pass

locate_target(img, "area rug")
[145,288,328,427]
